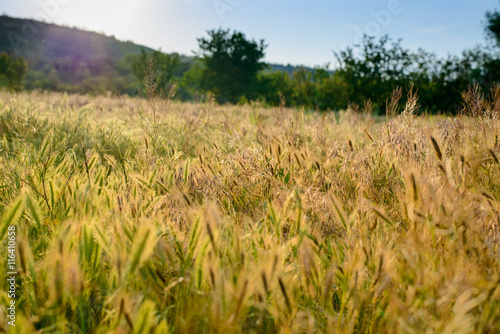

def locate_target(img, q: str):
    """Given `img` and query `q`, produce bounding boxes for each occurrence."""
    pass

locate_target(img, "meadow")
[0,85,499,333]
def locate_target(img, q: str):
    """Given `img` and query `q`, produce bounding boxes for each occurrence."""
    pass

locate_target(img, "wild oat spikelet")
[233,279,248,320]
[278,277,292,313]
[206,220,217,253]
[488,149,499,165]
[410,172,418,202]
[261,271,269,293]
[430,136,443,161]
[294,153,301,165]
[363,129,374,142]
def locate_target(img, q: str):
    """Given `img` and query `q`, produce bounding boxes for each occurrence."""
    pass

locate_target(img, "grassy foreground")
[0,89,499,333]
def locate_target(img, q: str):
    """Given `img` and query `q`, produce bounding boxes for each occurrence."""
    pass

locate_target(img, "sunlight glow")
[61,0,140,36]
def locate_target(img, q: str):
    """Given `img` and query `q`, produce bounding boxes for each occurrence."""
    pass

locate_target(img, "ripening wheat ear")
[126,225,157,277]
[0,195,23,241]
[363,99,373,116]
[460,83,500,122]
[386,86,403,118]
[492,83,500,117]
[143,56,159,101]
[402,84,420,117]
[24,191,43,229]
[133,300,157,334]
[461,83,483,117]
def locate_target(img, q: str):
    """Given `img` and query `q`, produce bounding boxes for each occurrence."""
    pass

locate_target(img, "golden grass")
[0,88,498,333]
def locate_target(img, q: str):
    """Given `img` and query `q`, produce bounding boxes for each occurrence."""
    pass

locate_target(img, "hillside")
[0,15,154,65]
[0,15,167,94]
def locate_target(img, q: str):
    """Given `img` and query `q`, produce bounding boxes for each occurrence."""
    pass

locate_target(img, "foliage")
[196,28,267,104]
[486,2,500,46]
[256,70,294,106]
[178,58,206,101]
[333,35,413,111]
[0,52,27,91]
[247,35,498,114]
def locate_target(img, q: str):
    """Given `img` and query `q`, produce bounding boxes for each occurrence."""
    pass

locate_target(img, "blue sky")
[1,0,498,67]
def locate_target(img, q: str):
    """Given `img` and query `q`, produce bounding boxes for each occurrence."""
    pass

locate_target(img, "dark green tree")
[196,28,267,104]
[334,35,415,112]
[486,3,500,45]
[331,35,490,113]
[483,3,500,85]
[0,52,28,92]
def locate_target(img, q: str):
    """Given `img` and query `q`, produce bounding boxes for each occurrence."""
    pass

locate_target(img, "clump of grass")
[0,86,499,333]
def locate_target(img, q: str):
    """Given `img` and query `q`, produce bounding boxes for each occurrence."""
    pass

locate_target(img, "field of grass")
[0,88,499,333]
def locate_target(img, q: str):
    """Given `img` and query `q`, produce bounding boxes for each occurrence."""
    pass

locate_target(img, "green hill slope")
[0,15,161,94]
[0,15,154,65]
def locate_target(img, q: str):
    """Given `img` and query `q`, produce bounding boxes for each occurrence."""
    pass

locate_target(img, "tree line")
[103,2,500,114]
[130,21,499,114]
[1,4,500,114]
